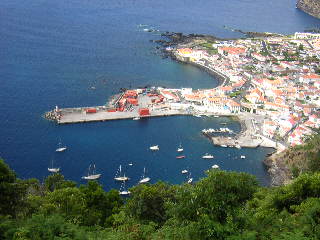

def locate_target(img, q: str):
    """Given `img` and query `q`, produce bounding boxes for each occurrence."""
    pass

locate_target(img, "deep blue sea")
[1,0,319,189]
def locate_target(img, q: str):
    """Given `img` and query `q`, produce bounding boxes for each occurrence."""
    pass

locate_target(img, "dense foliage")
[1,156,320,239]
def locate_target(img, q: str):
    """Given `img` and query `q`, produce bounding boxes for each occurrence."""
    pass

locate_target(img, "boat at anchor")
[202,153,214,159]
[139,167,150,184]
[114,165,130,181]
[82,164,101,180]
[48,159,60,173]
[150,145,159,151]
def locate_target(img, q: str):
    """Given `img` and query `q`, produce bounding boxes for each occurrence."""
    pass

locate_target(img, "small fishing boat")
[139,167,151,184]
[176,155,186,159]
[211,164,219,169]
[181,169,188,174]
[240,155,246,159]
[150,145,159,151]
[114,165,130,181]
[128,163,133,166]
[202,153,214,159]
[82,164,101,180]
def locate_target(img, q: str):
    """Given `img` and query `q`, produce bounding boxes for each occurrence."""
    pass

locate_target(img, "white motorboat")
[114,165,130,181]
[211,164,219,169]
[150,145,159,151]
[181,169,188,174]
[202,153,214,159]
[133,117,140,120]
[235,144,241,149]
[55,140,67,152]
[128,163,133,166]
[177,144,184,152]
[240,155,246,159]
[220,145,227,148]
[187,177,193,184]
[82,164,101,180]
[139,167,151,184]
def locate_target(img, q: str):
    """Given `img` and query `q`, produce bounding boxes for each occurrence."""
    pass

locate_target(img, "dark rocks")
[297,0,320,19]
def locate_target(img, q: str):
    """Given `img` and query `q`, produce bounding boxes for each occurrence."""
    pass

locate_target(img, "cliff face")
[297,0,320,19]
[264,133,320,186]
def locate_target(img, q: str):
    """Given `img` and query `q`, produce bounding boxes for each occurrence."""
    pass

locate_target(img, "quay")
[55,107,190,124]
[207,114,286,151]
[45,87,236,124]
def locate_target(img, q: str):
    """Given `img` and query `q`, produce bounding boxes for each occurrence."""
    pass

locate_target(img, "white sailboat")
[114,165,130,181]
[177,144,184,152]
[150,145,159,151]
[139,167,151,184]
[48,159,60,173]
[187,173,193,184]
[119,181,131,196]
[82,164,101,180]
[202,153,214,159]
[55,140,67,152]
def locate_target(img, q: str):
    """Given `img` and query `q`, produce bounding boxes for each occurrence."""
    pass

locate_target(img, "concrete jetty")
[208,113,285,150]
[55,107,189,124]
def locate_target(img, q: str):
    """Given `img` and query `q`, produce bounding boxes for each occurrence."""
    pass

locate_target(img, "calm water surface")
[1,0,319,188]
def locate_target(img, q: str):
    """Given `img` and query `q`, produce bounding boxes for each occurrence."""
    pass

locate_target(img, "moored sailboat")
[82,164,101,180]
[119,181,131,196]
[55,140,67,152]
[114,165,130,181]
[48,159,60,173]
[139,167,150,184]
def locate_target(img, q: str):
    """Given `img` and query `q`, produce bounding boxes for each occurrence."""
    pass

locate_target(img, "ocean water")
[1,0,319,188]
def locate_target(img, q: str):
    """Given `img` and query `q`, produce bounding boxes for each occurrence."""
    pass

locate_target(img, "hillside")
[297,0,320,19]
[264,132,320,186]
[1,154,320,239]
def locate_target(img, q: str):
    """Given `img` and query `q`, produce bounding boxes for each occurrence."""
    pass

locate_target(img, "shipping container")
[86,108,97,113]
[139,108,150,116]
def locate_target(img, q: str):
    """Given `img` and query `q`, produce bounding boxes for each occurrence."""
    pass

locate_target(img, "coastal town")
[46,32,320,150]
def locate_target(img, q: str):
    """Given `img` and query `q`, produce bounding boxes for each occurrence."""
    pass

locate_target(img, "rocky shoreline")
[297,0,320,19]
[263,152,292,186]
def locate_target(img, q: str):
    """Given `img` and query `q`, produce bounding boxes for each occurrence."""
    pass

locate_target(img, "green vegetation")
[199,41,218,55]
[229,91,242,98]
[1,134,320,240]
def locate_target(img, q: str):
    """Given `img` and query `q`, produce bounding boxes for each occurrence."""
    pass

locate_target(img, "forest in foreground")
[1,134,320,240]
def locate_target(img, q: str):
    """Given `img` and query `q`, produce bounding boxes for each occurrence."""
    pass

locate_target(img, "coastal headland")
[45,30,320,185]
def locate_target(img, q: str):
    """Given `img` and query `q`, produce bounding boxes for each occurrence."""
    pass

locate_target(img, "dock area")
[56,107,189,124]
[209,114,285,150]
